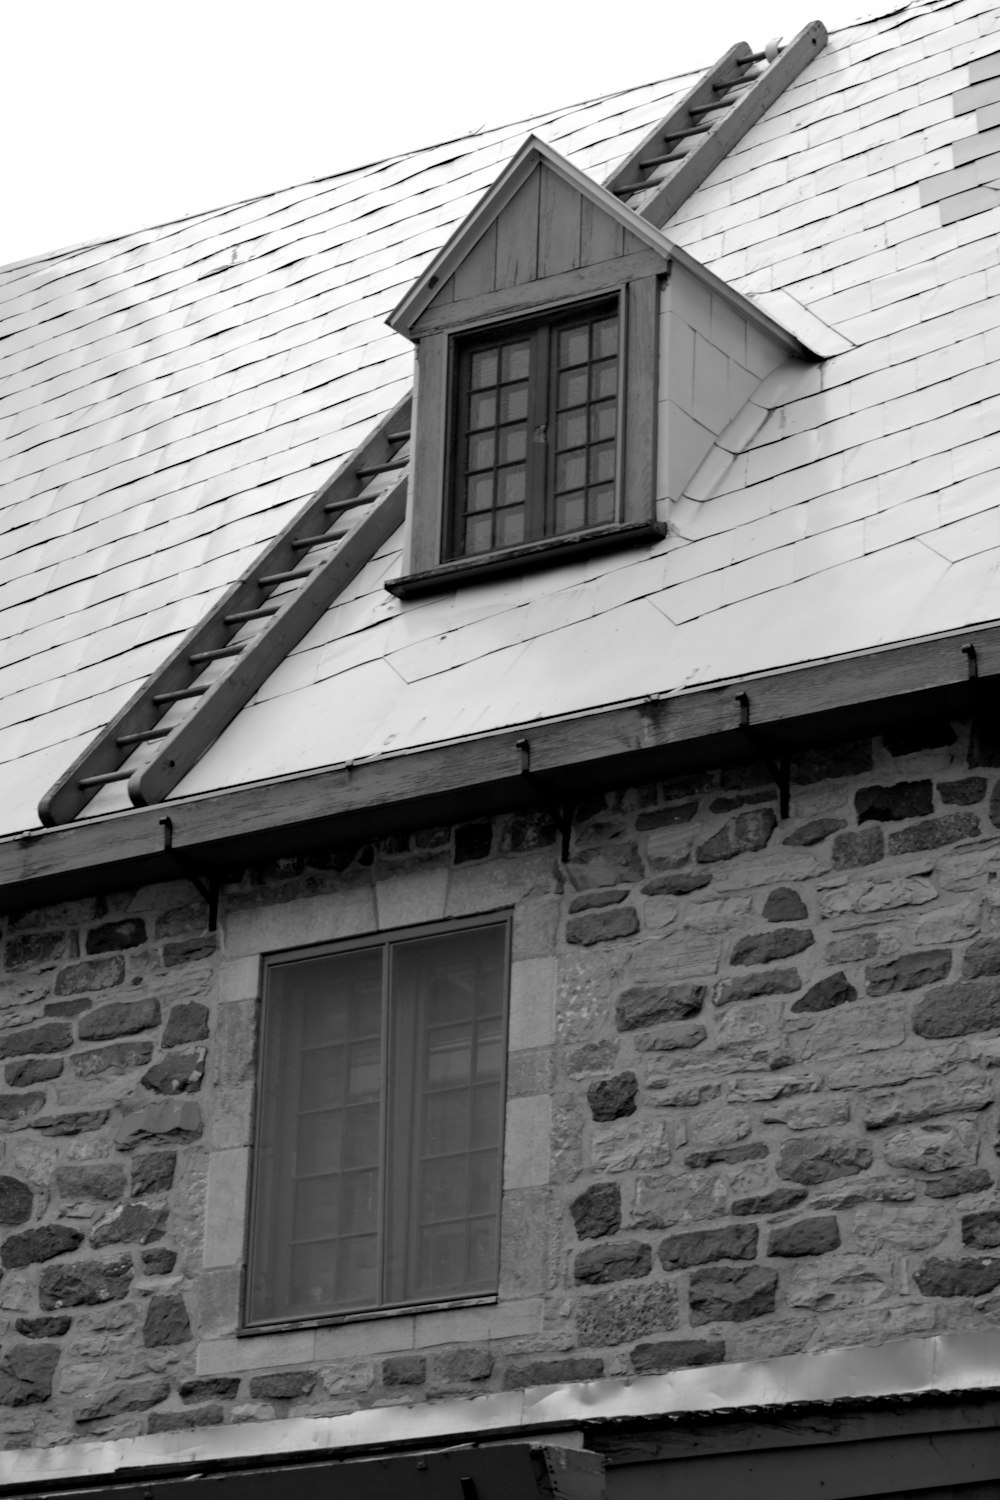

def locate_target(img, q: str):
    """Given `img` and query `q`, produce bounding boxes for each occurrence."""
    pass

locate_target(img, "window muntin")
[449,300,621,560]
[247,918,509,1327]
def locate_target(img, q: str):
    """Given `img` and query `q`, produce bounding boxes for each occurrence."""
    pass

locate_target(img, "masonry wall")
[2,719,1000,1446]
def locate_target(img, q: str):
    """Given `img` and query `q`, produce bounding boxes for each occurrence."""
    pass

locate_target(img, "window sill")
[239,1292,497,1338]
[386,520,667,599]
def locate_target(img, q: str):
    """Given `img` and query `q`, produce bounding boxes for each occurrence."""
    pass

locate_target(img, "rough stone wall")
[2,720,1000,1445]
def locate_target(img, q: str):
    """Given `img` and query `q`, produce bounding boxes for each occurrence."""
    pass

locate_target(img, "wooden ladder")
[38,394,411,825]
[605,21,826,228]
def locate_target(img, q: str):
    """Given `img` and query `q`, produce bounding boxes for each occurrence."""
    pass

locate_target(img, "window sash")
[246,918,509,1327]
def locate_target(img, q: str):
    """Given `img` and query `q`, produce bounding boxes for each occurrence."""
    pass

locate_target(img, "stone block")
[570,1182,621,1240]
[375,868,449,929]
[1,1225,83,1268]
[783,817,847,847]
[382,1354,425,1386]
[53,956,125,995]
[642,872,711,896]
[0,1177,33,1224]
[777,1136,872,1184]
[696,810,776,863]
[768,1216,840,1257]
[142,1248,177,1274]
[569,889,629,913]
[913,980,1000,1038]
[925,1167,992,1198]
[39,1255,132,1309]
[144,1294,192,1346]
[434,1348,493,1384]
[716,969,801,1005]
[587,1071,637,1122]
[0,1344,59,1406]
[566,908,639,945]
[78,998,160,1042]
[634,1022,707,1051]
[793,741,871,785]
[883,1121,978,1173]
[592,1119,671,1173]
[248,1369,317,1400]
[888,813,979,855]
[574,1240,651,1284]
[502,1357,603,1390]
[148,1406,224,1433]
[914,1256,1000,1297]
[631,1338,724,1373]
[659,1223,757,1268]
[71,1041,154,1078]
[791,972,856,1013]
[5,1057,62,1087]
[85,919,146,954]
[14,1316,70,1339]
[939,778,987,805]
[730,929,814,966]
[164,936,218,967]
[4,932,66,971]
[856,781,933,822]
[850,1205,949,1253]
[203,1148,249,1267]
[116,1099,203,1150]
[180,1376,240,1403]
[731,1187,806,1215]
[0,1022,71,1059]
[509,958,556,1050]
[577,1282,678,1346]
[131,1152,177,1196]
[831,828,884,868]
[631,1171,728,1230]
[962,1211,1000,1248]
[861,1075,992,1128]
[866,950,952,995]
[77,1376,169,1420]
[454,823,492,863]
[962,938,1000,978]
[685,1143,768,1169]
[91,1202,167,1248]
[689,1265,777,1324]
[616,982,705,1031]
[197,1331,317,1375]
[142,1050,206,1094]
[163,1002,209,1046]
[763,887,808,922]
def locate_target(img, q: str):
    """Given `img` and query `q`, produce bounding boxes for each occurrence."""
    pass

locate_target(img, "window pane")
[464,513,493,554]
[591,400,616,442]
[497,466,525,505]
[555,450,586,493]
[589,442,616,485]
[467,431,495,470]
[558,367,588,409]
[558,324,589,367]
[470,348,498,389]
[557,409,587,450]
[496,507,524,548]
[466,473,493,513]
[593,315,618,359]
[501,342,530,381]
[554,491,586,534]
[590,484,616,526]
[499,383,528,423]
[498,425,526,463]
[591,359,617,400]
[468,390,496,430]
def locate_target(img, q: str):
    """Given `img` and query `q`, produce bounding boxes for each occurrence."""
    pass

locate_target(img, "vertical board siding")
[580,198,624,266]
[452,221,499,303]
[623,274,659,525]
[537,166,583,279]
[495,168,541,290]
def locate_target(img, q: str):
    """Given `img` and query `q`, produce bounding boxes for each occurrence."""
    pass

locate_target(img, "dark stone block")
[709,790,776,815]
[39,1254,132,1309]
[78,1376,169,1420]
[763,887,807,922]
[131,1152,177,1196]
[454,823,492,863]
[0,1344,59,1406]
[832,827,884,868]
[962,1211,1000,1248]
[143,1293,191,1346]
[883,720,955,756]
[716,969,802,1006]
[631,1338,725,1374]
[731,929,814,966]
[570,1182,621,1240]
[86,919,146,954]
[731,1187,807,1216]
[500,811,557,853]
[0,1093,45,1127]
[888,813,979,854]
[777,1137,872,1185]
[92,1202,167,1248]
[569,888,628,914]
[866,950,952,996]
[962,938,1000,978]
[44,997,91,1017]
[924,1168,993,1198]
[34,1110,108,1135]
[768,1216,840,1256]
[502,1357,603,1390]
[913,980,1000,1039]
[685,1143,769,1169]
[635,802,698,831]
[574,1241,651,1284]
[156,903,210,939]
[635,1022,706,1052]
[53,956,125,995]
[642,872,711,896]
[142,1248,177,1274]
[792,741,872,785]
[71,1041,154,1078]
[783,817,847,846]
[180,1377,240,1403]
[587,1071,637,1122]
[2,1225,83,1268]
[148,1405,224,1433]
[0,1021,72,1060]
[163,1002,210,1047]
[939,777,987,805]
[78,997,160,1041]
[382,1355,426,1387]
[577,1283,677,1346]
[856,780,933,823]
[914,1256,1000,1297]
[3,932,65,971]
[164,936,217,967]
[248,1370,317,1400]
[566,908,639,945]
[689,1265,778,1324]
[15,1316,70,1339]
[791,972,857,1013]
[616,983,705,1031]
[142,1051,205,1095]
[658,1224,757,1269]
[435,1348,493,1383]
[116,1099,202,1150]
[696,809,776,864]
[0,1177,32,1225]
[5,1057,62,1087]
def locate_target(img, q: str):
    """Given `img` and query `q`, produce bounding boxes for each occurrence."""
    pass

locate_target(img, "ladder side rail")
[37,392,412,826]
[129,478,408,807]
[640,22,827,229]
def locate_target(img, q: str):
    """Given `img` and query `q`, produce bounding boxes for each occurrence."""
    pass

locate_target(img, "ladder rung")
[153,685,210,705]
[354,458,408,480]
[714,72,755,91]
[639,150,687,169]
[324,494,372,515]
[614,180,657,196]
[689,101,730,118]
[257,565,315,586]
[116,727,172,747]
[189,644,246,664]
[79,769,133,788]
[387,430,410,443]
[224,606,280,624]
[291,533,338,550]
[662,123,713,142]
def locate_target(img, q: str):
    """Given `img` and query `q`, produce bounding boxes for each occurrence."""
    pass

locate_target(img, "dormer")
[386,138,673,597]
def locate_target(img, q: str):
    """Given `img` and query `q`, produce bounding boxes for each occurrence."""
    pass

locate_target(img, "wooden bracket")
[160,817,220,932]
[515,738,574,861]
[736,693,790,818]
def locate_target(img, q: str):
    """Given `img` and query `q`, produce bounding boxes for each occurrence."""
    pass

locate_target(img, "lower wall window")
[246,916,510,1327]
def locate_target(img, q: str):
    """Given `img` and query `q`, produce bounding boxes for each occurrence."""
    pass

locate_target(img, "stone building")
[2,1,1000,1495]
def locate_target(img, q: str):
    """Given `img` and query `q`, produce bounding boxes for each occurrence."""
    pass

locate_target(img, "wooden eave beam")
[5,622,1000,915]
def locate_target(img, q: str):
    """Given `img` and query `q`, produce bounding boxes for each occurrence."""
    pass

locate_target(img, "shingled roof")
[3,0,999,844]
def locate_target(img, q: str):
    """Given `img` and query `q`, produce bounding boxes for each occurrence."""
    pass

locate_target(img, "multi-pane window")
[449,301,620,559]
[246,918,509,1327]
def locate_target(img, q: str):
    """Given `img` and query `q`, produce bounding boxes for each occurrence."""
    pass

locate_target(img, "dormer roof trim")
[388,134,817,360]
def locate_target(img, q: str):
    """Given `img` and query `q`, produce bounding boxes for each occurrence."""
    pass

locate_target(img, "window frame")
[387,270,664,599]
[242,911,512,1334]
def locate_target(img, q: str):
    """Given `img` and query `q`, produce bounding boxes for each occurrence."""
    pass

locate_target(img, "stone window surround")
[199,863,554,1378]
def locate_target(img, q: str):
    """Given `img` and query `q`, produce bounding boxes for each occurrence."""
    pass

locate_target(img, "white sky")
[3,0,878,269]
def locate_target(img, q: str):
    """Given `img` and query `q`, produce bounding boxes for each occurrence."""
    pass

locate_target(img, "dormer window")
[450,299,620,559]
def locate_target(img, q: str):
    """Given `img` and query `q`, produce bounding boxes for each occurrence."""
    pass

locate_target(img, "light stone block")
[375,867,449,930]
[203,1147,250,1269]
[207,1083,255,1150]
[225,886,377,958]
[197,1329,317,1375]
[503,1095,551,1189]
[508,958,556,1051]
[218,954,261,1003]
[315,1316,415,1359]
